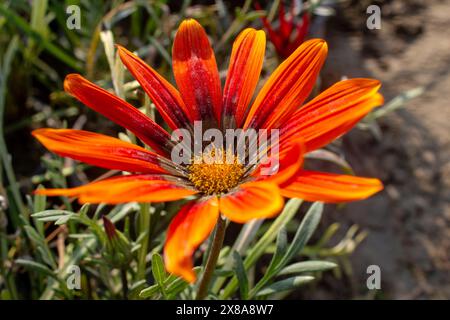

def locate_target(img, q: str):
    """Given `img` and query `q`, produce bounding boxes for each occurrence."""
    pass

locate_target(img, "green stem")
[196,215,227,300]
[120,268,128,299]
[137,203,151,280]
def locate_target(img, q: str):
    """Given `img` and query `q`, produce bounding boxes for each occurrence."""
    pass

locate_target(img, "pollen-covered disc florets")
[187,147,244,195]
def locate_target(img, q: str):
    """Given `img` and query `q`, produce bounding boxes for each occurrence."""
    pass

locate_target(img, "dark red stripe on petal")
[32,128,176,174]
[280,79,383,152]
[117,45,193,129]
[223,28,265,128]
[244,39,327,130]
[172,19,222,126]
[35,174,196,204]
[64,74,173,156]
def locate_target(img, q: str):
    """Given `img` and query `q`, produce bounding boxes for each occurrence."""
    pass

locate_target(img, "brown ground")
[305,0,450,299]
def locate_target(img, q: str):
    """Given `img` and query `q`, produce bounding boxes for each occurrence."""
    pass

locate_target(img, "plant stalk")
[137,203,151,280]
[196,215,226,300]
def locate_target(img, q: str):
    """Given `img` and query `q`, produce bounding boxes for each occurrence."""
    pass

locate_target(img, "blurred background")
[0,0,448,299]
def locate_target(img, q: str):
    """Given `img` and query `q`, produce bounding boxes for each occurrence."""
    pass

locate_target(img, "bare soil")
[305,0,450,299]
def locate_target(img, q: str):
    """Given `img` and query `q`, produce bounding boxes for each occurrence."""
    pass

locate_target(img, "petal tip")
[63,73,82,94]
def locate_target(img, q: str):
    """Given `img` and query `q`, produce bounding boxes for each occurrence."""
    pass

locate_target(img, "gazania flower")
[33,19,383,283]
[255,1,310,59]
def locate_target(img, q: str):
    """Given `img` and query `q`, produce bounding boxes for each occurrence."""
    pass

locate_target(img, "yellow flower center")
[187,147,244,195]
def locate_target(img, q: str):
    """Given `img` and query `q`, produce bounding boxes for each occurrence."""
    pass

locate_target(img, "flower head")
[33,19,383,283]
[256,1,310,58]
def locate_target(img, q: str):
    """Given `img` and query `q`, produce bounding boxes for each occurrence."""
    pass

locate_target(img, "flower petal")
[252,139,304,185]
[280,79,383,152]
[281,170,383,202]
[35,174,196,204]
[64,74,173,156]
[244,39,327,130]
[222,28,266,128]
[32,128,177,174]
[117,45,192,129]
[220,181,284,223]
[164,197,219,283]
[172,19,222,125]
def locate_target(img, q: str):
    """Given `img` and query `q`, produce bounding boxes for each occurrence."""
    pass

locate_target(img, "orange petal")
[64,74,173,156]
[252,139,304,185]
[32,128,174,174]
[219,181,284,223]
[222,28,266,128]
[172,19,222,124]
[164,197,219,283]
[35,174,196,204]
[280,78,383,152]
[117,45,192,129]
[244,39,327,130]
[281,170,383,202]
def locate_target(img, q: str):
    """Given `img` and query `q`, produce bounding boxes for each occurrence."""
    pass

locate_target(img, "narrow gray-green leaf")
[31,209,73,219]
[280,202,323,268]
[15,259,56,279]
[256,276,314,297]
[279,261,337,276]
[139,284,159,298]
[151,253,166,286]
[232,251,248,299]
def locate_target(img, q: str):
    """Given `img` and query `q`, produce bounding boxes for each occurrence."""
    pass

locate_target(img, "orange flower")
[33,19,383,283]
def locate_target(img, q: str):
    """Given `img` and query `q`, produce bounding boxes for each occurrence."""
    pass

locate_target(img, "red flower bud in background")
[103,216,117,241]
[102,216,132,267]
[256,1,310,59]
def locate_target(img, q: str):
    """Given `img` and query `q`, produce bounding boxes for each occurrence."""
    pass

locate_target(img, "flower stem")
[196,215,226,300]
[120,268,128,299]
[137,203,151,280]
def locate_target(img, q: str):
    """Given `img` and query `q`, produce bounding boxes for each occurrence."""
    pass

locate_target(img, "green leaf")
[55,213,74,225]
[33,186,47,212]
[279,202,323,268]
[23,225,57,268]
[221,198,303,299]
[279,261,337,276]
[245,199,303,269]
[213,269,234,277]
[248,203,323,298]
[165,277,190,299]
[0,4,82,70]
[139,284,159,298]
[15,259,56,279]
[271,227,288,267]
[151,253,166,286]
[165,266,201,299]
[31,209,73,221]
[256,276,314,297]
[232,251,248,299]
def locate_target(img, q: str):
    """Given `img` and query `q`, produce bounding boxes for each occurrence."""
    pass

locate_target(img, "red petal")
[35,174,196,204]
[32,128,176,174]
[280,79,383,152]
[223,28,266,128]
[252,139,304,185]
[244,39,327,130]
[117,45,192,129]
[281,170,383,202]
[164,197,219,283]
[172,19,222,125]
[64,74,173,156]
[220,182,284,223]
